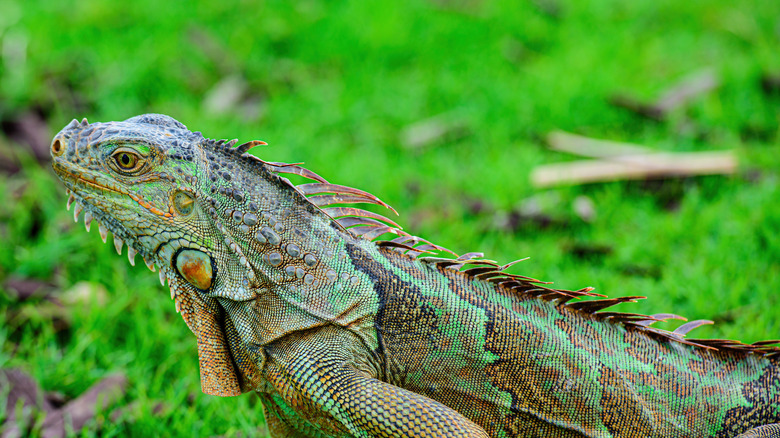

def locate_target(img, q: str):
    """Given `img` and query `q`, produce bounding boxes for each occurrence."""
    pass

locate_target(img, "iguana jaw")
[51,160,159,271]
[55,179,249,397]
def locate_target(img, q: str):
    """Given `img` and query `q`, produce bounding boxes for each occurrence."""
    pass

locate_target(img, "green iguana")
[50,114,780,438]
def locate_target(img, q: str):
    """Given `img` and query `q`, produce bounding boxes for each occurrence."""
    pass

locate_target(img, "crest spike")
[236,140,267,154]
[674,320,714,336]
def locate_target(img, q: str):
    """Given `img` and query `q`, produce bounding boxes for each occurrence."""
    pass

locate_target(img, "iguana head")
[50,114,263,396]
[51,114,201,267]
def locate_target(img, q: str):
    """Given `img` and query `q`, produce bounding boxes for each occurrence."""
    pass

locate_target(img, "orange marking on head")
[128,192,173,218]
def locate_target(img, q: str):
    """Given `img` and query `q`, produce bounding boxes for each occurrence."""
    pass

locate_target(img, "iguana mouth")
[52,161,127,196]
[54,169,162,277]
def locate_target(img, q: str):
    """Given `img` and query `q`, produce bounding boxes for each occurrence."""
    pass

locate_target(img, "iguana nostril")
[51,138,64,156]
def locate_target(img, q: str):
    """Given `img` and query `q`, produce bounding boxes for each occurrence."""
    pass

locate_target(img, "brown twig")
[546,131,654,158]
[610,69,720,120]
[531,151,736,188]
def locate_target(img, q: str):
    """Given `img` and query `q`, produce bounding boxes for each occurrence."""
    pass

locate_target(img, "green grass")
[1,0,779,435]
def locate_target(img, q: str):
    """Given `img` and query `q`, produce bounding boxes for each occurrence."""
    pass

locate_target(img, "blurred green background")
[1,0,778,436]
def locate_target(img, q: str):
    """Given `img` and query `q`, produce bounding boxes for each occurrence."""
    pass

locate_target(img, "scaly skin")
[50,114,780,437]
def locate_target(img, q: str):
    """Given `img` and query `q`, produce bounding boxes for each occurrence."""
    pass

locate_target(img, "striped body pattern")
[50,114,780,437]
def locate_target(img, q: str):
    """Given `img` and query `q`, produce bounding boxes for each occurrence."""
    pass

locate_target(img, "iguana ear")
[174,284,243,397]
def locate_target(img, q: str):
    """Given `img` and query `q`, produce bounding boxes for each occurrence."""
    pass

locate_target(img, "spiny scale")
[127,247,137,266]
[113,235,124,255]
[73,203,83,222]
[64,194,148,273]
[84,211,93,232]
[99,223,108,243]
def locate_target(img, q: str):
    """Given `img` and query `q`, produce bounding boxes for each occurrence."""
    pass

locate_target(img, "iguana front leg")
[259,393,332,438]
[261,326,489,438]
[734,424,780,437]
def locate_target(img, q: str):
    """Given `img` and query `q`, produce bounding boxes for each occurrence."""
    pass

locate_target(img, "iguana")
[50,114,780,438]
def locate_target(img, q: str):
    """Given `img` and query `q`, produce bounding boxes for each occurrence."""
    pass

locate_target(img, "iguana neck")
[193,150,379,347]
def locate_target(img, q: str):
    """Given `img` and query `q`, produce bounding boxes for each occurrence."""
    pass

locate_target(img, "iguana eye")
[116,152,136,168]
[110,148,146,174]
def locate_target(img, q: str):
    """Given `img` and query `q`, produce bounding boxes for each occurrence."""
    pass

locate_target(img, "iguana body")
[50,114,780,437]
